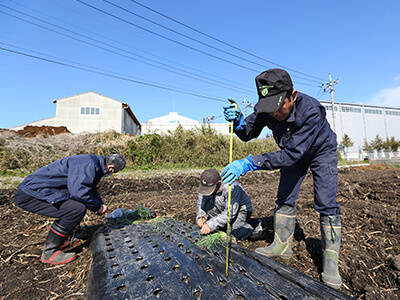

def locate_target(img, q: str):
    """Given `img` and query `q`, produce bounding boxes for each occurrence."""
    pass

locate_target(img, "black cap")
[105,154,126,171]
[255,69,293,113]
[198,169,221,196]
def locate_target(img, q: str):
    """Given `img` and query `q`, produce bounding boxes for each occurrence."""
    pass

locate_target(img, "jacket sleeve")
[196,194,207,221]
[231,183,252,213]
[251,108,321,170]
[67,163,103,212]
[234,112,275,141]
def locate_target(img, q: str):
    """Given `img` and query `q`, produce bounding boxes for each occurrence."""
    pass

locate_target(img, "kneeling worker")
[196,168,262,240]
[14,154,126,265]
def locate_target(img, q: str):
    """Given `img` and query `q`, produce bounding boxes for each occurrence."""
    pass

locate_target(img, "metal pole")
[242,97,247,118]
[226,98,237,277]
[322,74,338,136]
[329,74,337,134]
[241,97,253,119]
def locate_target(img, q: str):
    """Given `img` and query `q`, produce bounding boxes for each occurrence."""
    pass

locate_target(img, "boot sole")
[322,280,342,290]
[41,255,76,265]
[321,274,342,290]
[41,251,77,265]
[255,248,292,260]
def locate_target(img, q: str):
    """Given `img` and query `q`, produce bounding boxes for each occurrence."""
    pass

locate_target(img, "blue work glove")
[221,155,260,184]
[223,104,241,122]
[223,104,246,130]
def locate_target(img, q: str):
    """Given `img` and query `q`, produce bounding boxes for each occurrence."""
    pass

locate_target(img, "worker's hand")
[221,160,243,184]
[221,156,260,184]
[197,217,206,227]
[200,223,211,235]
[96,204,108,215]
[223,104,241,122]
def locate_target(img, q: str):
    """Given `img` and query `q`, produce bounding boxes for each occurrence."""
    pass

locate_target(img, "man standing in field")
[14,153,126,265]
[196,168,263,240]
[221,68,342,289]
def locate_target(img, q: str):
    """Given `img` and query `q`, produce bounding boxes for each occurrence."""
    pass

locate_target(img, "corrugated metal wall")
[321,100,400,157]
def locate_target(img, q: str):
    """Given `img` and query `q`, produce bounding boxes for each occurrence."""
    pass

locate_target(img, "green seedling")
[195,231,227,250]
[150,217,168,229]
[136,206,152,219]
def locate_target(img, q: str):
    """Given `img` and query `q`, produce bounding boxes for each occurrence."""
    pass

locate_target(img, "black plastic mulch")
[87,219,354,300]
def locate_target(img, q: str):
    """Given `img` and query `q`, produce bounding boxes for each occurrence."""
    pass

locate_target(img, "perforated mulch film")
[87,219,354,300]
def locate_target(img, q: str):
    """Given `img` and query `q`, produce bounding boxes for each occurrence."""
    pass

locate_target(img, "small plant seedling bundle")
[195,231,227,250]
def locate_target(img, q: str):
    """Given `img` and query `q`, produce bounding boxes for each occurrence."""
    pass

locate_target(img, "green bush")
[127,125,278,170]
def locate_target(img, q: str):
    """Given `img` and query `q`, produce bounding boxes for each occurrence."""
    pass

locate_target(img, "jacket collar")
[286,103,296,123]
[286,92,303,123]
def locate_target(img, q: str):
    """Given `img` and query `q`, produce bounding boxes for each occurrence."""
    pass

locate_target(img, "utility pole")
[241,97,254,118]
[206,116,215,124]
[321,74,338,134]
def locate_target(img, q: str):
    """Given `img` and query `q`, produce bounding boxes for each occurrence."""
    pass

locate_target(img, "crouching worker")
[14,154,126,265]
[196,168,262,240]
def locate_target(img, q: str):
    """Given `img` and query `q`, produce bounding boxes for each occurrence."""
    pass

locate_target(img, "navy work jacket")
[235,92,337,170]
[18,154,107,212]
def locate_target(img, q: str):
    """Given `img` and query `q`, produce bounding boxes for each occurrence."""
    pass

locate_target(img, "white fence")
[343,151,400,161]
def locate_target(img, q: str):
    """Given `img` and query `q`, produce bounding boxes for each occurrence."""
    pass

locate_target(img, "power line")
[0,45,228,103]
[75,0,321,88]
[103,0,321,84]
[2,1,322,91]
[0,5,254,94]
[127,0,326,82]
[8,0,254,93]
[1,43,253,114]
[1,0,322,100]
[75,0,260,73]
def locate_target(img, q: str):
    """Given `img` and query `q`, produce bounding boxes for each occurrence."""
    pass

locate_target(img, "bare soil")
[11,125,71,137]
[1,164,400,299]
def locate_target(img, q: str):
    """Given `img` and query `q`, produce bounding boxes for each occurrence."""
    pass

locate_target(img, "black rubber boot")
[255,205,296,259]
[41,222,77,265]
[320,215,342,289]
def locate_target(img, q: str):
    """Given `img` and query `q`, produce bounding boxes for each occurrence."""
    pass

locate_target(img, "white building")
[141,112,230,135]
[321,100,400,159]
[9,92,141,135]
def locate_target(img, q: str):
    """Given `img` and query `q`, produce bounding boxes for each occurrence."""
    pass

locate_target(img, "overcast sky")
[1,0,400,130]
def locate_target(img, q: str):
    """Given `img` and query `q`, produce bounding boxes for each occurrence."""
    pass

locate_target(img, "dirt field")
[1,164,400,299]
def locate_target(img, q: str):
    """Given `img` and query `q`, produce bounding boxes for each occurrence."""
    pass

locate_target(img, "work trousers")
[14,189,87,231]
[276,147,340,216]
[207,205,257,240]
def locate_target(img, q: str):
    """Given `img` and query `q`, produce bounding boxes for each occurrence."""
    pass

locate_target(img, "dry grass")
[0,130,136,173]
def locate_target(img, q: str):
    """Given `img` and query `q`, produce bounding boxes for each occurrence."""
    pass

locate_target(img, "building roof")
[122,103,141,129]
[52,91,121,104]
[319,100,400,110]
[144,112,199,125]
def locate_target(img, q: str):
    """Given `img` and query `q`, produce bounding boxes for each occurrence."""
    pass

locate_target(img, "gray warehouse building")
[320,100,400,159]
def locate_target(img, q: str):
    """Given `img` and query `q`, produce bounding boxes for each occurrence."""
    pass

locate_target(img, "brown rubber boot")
[255,205,296,259]
[41,222,77,265]
[320,215,342,289]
